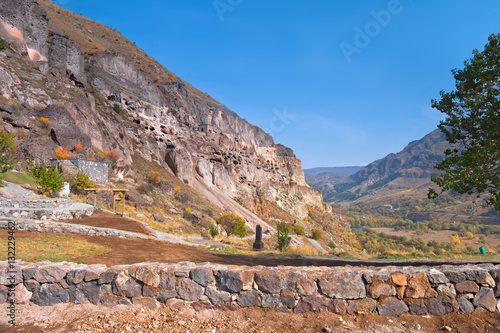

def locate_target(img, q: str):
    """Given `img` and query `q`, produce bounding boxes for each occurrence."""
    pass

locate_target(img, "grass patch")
[3,171,37,186]
[0,235,110,263]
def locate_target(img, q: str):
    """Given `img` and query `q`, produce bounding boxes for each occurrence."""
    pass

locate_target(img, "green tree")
[428,33,500,210]
[276,222,290,252]
[0,38,8,51]
[29,161,65,194]
[216,213,246,238]
[0,131,17,186]
[69,170,95,194]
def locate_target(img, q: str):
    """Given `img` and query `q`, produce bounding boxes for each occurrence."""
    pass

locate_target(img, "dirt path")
[3,230,499,267]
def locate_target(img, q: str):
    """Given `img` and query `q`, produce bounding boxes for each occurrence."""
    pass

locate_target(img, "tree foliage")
[429,33,500,210]
[29,161,65,194]
[69,170,95,193]
[0,131,17,186]
[216,213,246,238]
[276,222,290,252]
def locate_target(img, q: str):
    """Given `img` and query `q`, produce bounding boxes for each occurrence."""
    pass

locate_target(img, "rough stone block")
[404,272,438,299]
[377,296,409,317]
[160,270,175,290]
[368,280,396,299]
[130,266,160,287]
[444,270,466,283]
[24,279,40,292]
[31,284,69,306]
[98,268,117,285]
[408,302,427,315]
[473,287,496,312]
[391,273,407,287]
[205,286,231,304]
[112,271,142,298]
[33,265,67,284]
[295,296,331,314]
[156,289,178,303]
[319,272,366,299]
[280,290,296,309]
[132,296,158,308]
[261,294,281,308]
[457,296,474,313]
[330,299,348,315]
[427,269,449,284]
[191,268,214,287]
[191,301,213,311]
[437,283,456,299]
[455,281,479,294]
[255,270,281,294]
[475,271,495,288]
[425,296,459,316]
[237,290,261,307]
[66,270,86,285]
[348,298,377,314]
[216,271,243,293]
[1,265,23,285]
[176,278,204,301]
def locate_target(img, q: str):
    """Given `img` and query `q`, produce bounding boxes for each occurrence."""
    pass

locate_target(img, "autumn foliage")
[55,147,71,159]
[40,117,50,124]
[147,170,161,186]
[73,143,84,152]
[105,148,121,162]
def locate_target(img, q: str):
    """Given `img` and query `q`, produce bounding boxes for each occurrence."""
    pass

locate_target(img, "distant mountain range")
[306,129,453,204]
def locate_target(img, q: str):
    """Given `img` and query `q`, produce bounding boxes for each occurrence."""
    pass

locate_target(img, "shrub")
[465,231,474,240]
[0,38,8,50]
[174,186,182,192]
[328,241,337,249]
[184,207,191,213]
[276,222,290,252]
[312,229,323,240]
[55,147,71,159]
[40,117,50,124]
[0,131,17,186]
[209,225,219,238]
[29,161,65,194]
[452,233,460,244]
[292,224,305,236]
[147,170,161,186]
[105,148,121,167]
[73,143,84,152]
[216,213,246,238]
[69,171,95,193]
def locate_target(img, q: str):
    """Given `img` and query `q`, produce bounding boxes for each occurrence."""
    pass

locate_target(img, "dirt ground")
[60,210,153,236]
[1,302,499,333]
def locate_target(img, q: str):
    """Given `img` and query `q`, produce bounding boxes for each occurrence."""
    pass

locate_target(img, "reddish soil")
[59,210,153,236]
[1,302,499,333]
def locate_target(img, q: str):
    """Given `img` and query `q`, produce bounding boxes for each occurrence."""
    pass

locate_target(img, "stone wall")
[51,159,109,182]
[0,200,93,220]
[1,262,499,316]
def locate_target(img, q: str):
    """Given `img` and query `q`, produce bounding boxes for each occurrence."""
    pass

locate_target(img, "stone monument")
[253,224,264,251]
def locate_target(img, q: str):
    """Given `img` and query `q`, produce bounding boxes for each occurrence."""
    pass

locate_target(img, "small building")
[198,124,213,134]
[51,159,109,182]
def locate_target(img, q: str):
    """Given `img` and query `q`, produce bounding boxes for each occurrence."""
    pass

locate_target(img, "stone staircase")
[0,197,94,220]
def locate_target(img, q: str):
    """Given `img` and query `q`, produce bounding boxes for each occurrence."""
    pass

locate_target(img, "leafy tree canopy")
[429,33,500,211]
[0,131,17,186]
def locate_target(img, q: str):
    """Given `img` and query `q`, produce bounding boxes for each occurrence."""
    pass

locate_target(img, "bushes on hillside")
[29,161,65,194]
[216,213,246,238]
[0,38,8,51]
[277,222,290,252]
[292,224,305,236]
[69,171,95,194]
[312,229,323,240]
[0,131,17,186]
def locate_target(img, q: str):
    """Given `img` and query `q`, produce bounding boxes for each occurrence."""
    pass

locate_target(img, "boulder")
[255,270,282,294]
[348,298,377,314]
[216,270,244,293]
[473,287,496,312]
[129,266,160,287]
[427,269,449,284]
[404,272,438,298]
[444,270,466,283]
[455,281,479,294]
[424,296,459,316]
[368,280,396,299]
[31,284,69,306]
[475,271,495,288]
[191,268,214,287]
[261,294,281,308]
[457,296,474,313]
[391,273,407,287]
[377,297,409,317]
[205,286,231,304]
[111,271,142,297]
[437,283,456,299]
[295,296,331,314]
[176,278,204,301]
[33,265,67,284]
[237,290,261,307]
[319,272,366,299]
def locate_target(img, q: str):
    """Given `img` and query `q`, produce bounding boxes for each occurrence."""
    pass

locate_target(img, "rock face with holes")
[1,262,499,316]
[0,0,325,220]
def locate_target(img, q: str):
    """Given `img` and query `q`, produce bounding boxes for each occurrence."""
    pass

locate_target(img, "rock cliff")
[0,0,324,224]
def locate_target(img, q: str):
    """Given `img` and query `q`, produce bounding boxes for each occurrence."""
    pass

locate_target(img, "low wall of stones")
[0,200,93,220]
[0,198,71,209]
[1,262,499,316]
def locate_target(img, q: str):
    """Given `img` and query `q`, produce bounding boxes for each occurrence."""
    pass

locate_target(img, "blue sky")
[56,0,500,168]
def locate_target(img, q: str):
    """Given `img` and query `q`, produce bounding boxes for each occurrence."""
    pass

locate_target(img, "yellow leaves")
[40,117,50,124]
[452,233,460,244]
[55,147,71,159]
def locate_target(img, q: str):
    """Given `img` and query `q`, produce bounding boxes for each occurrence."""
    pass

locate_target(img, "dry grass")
[287,243,322,256]
[0,235,110,263]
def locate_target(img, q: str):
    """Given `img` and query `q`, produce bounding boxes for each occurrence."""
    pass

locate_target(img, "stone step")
[0,202,93,220]
[0,198,72,208]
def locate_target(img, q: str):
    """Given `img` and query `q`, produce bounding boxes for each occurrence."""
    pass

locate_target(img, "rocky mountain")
[311,129,454,204]
[0,0,329,232]
[304,166,364,176]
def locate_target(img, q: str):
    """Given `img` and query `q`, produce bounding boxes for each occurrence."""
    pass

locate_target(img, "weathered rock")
[368,280,396,299]
[191,301,213,311]
[330,299,348,315]
[84,267,104,282]
[0,285,7,303]
[33,265,67,284]
[261,294,281,308]
[130,266,160,287]
[319,272,366,299]
[295,296,331,314]
[404,272,438,299]
[475,271,495,288]
[280,290,296,309]
[237,290,261,307]
[396,286,405,300]
[156,289,178,303]
[66,270,86,285]
[294,273,318,296]
[98,268,117,285]
[457,296,474,313]
[132,296,158,308]
[0,265,23,285]
[348,298,377,314]
[437,283,456,299]
[151,213,166,223]
[427,269,449,284]
[176,278,204,301]
[160,270,175,290]
[205,286,231,304]
[424,296,459,316]
[444,270,466,283]
[391,273,407,287]
[100,294,131,307]
[31,284,69,306]
[216,270,243,293]
[377,297,409,317]
[80,281,101,305]
[408,302,427,315]
[455,281,479,294]
[22,267,37,281]
[112,271,142,298]
[191,268,214,287]
[214,301,241,311]
[255,270,281,294]
[473,287,496,312]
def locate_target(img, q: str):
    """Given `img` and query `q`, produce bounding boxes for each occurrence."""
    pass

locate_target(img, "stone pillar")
[253,225,264,251]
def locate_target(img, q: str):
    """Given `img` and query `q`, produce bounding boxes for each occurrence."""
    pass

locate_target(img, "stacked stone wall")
[1,262,499,316]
